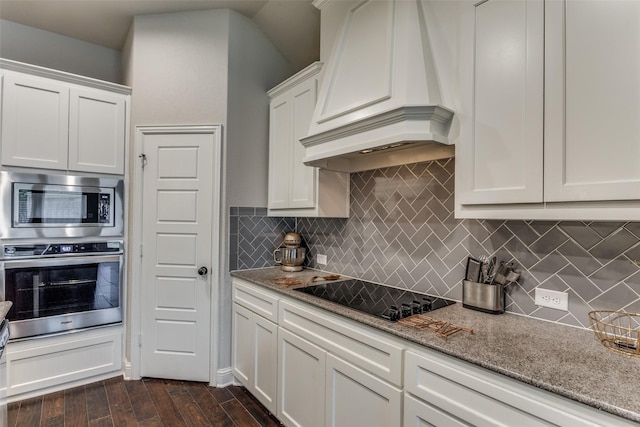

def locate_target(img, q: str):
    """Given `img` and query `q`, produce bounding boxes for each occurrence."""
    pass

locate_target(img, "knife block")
[462,280,505,314]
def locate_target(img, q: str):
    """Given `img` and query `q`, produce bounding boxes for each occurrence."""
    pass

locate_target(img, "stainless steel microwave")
[0,172,124,239]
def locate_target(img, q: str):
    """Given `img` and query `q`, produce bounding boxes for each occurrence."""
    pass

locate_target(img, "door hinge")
[140,244,143,258]
[139,153,147,169]
[138,333,142,348]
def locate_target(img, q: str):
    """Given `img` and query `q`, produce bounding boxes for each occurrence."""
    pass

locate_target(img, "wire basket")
[589,310,640,357]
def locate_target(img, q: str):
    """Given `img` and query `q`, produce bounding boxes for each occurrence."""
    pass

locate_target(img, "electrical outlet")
[534,288,569,311]
[317,254,327,265]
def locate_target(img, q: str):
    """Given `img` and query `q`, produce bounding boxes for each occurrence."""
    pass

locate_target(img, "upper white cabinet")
[458,0,544,205]
[267,62,349,218]
[1,61,129,175]
[544,0,640,202]
[457,0,640,220]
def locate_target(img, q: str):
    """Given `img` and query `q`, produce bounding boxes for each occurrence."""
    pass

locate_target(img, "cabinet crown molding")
[0,58,131,95]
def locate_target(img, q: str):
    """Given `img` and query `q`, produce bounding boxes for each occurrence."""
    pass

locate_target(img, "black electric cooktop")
[294,279,455,322]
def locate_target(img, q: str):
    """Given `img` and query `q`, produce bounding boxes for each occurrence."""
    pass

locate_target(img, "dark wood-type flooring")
[7,376,283,427]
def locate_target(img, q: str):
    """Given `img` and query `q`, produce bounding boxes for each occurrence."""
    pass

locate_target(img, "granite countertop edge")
[231,267,640,423]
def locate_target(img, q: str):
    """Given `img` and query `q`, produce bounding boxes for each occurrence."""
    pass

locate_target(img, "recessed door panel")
[158,146,198,179]
[155,320,196,353]
[156,234,197,266]
[157,191,198,222]
[156,277,196,310]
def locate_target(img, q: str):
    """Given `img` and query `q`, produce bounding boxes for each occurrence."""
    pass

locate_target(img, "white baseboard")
[213,366,234,387]
[123,359,137,380]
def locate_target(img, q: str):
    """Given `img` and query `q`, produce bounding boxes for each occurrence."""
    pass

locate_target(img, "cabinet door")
[289,77,317,209]
[231,303,252,387]
[278,328,325,427]
[404,394,472,427]
[457,0,543,204]
[1,72,69,170]
[545,0,640,202]
[253,315,277,414]
[268,95,293,209]
[325,353,401,427]
[69,87,126,174]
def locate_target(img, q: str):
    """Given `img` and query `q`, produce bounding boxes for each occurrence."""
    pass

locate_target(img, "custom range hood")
[301,0,455,173]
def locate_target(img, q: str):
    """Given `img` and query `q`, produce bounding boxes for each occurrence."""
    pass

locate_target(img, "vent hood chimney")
[301,0,455,173]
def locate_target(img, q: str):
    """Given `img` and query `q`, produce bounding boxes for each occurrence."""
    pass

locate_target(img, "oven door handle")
[2,254,122,269]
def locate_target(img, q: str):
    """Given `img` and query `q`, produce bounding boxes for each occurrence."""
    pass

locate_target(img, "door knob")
[198,266,208,276]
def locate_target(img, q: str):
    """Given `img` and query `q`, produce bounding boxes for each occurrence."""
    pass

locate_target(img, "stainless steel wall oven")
[0,241,123,339]
[0,171,124,239]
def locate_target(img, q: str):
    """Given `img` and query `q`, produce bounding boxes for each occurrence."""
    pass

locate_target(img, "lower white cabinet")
[404,393,471,427]
[5,326,122,401]
[325,353,401,427]
[277,327,402,427]
[404,348,638,427]
[232,278,636,427]
[278,328,326,427]
[231,302,278,414]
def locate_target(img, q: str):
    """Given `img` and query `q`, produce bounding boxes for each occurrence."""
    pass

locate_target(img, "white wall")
[122,8,291,382]
[0,19,121,83]
[223,9,292,372]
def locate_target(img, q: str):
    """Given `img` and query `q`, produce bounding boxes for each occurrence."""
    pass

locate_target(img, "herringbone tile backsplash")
[232,159,640,329]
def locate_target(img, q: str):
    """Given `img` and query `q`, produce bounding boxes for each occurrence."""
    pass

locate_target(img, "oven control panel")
[2,241,123,258]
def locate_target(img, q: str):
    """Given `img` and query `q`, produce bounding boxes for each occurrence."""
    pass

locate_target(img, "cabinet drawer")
[405,350,636,427]
[404,393,471,427]
[6,329,122,397]
[279,299,403,386]
[232,279,279,323]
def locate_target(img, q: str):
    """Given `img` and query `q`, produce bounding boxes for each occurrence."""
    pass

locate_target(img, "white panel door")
[278,328,326,427]
[325,353,402,427]
[231,303,252,386]
[1,71,69,170]
[545,0,640,201]
[458,0,544,205]
[140,126,220,382]
[252,315,278,414]
[268,95,292,209]
[289,77,317,209]
[68,87,126,174]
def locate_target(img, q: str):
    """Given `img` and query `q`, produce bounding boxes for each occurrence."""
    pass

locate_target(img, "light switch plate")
[317,254,327,265]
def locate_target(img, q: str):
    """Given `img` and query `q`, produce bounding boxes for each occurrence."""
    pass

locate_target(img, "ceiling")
[0,0,320,71]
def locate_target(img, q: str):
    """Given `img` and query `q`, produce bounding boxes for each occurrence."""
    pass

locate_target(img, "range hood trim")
[301,105,455,173]
[301,0,456,173]
[301,105,454,148]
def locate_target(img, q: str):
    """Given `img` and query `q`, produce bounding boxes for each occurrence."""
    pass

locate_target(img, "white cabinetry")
[231,279,402,427]
[1,61,129,175]
[457,0,640,220]
[278,299,403,427]
[231,278,635,427]
[278,327,326,427]
[267,62,349,218]
[5,326,123,401]
[458,0,543,205]
[231,281,278,414]
[404,348,638,427]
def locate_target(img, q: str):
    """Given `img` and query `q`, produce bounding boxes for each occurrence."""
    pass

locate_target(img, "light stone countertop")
[231,267,640,424]
[0,301,12,322]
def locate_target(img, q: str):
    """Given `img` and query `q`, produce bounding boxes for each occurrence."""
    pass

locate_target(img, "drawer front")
[279,299,403,386]
[232,279,279,322]
[404,393,472,427]
[405,350,635,427]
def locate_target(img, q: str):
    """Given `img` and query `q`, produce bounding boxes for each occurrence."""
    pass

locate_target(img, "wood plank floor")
[7,377,283,427]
